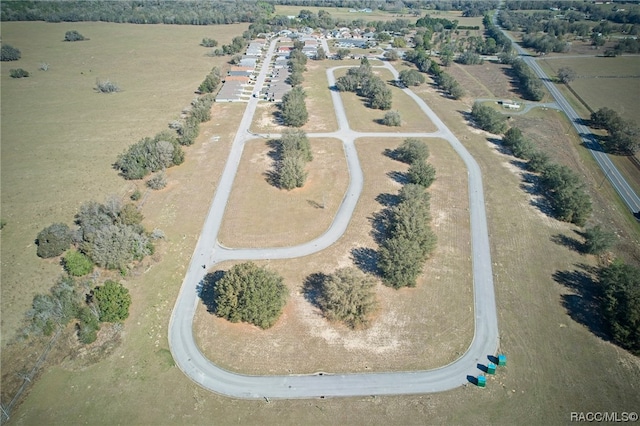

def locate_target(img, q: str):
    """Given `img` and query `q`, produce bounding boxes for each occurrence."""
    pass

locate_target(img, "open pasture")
[197,136,473,375]
[0,21,248,344]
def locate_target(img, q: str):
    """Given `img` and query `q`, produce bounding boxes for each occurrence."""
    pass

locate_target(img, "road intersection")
[168,38,499,399]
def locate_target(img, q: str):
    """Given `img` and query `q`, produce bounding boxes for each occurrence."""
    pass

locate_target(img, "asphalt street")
[168,38,499,399]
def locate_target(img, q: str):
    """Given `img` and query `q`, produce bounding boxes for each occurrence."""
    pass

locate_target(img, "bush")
[83,224,152,270]
[96,79,120,93]
[383,111,402,127]
[213,262,288,329]
[64,30,86,41]
[583,225,616,255]
[27,275,79,336]
[115,131,184,180]
[63,250,94,276]
[316,268,378,329]
[10,68,29,78]
[36,223,72,258]
[130,188,142,201]
[1,44,21,61]
[200,37,218,47]
[92,280,132,323]
[147,171,167,190]
[394,138,429,164]
[76,306,100,344]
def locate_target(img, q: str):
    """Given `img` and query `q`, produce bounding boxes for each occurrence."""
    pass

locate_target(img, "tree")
[383,50,400,61]
[28,275,79,336]
[200,37,218,47]
[378,235,426,289]
[471,102,508,134]
[398,69,425,87]
[557,67,577,84]
[316,268,378,329]
[407,161,436,188]
[540,164,592,226]
[383,110,401,127]
[394,138,429,164]
[118,203,143,226]
[280,86,308,127]
[439,48,454,66]
[9,68,29,78]
[64,30,86,41]
[198,67,221,93]
[280,128,312,162]
[335,48,351,60]
[84,224,152,270]
[278,155,307,190]
[598,260,640,355]
[1,44,21,61]
[63,250,94,276]
[583,225,617,255]
[76,305,100,344]
[213,262,288,329]
[392,37,406,48]
[457,50,483,65]
[36,223,72,258]
[92,280,132,323]
[286,71,304,87]
[147,170,167,190]
[315,46,327,60]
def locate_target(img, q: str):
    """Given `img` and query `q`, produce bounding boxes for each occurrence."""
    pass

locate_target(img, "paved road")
[494,11,640,214]
[168,39,499,399]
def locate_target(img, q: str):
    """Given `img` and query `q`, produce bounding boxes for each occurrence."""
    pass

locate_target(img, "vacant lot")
[217,138,349,248]
[0,20,248,347]
[447,61,519,103]
[335,67,438,132]
[197,136,473,374]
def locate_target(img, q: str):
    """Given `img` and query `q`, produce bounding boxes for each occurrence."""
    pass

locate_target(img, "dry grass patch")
[195,137,473,375]
[447,61,528,104]
[335,67,437,132]
[0,21,249,345]
[217,137,349,248]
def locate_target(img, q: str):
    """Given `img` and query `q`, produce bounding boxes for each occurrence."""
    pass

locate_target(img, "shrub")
[63,250,94,276]
[213,262,288,329]
[92,280,132,323]
[383,111,402,127]
[1,44,21,61]
[83,224,152,270]
[316,268,378,329]
[583,225,617,255]
[96,79,120,93]
[130,188,142,201]
[36,223,72,258]
[64,30,86,41]
[10,68,29,78]
[76,306,100,344]
[147,171,167,190]
[27,275,78,336]
[200,37,218,47]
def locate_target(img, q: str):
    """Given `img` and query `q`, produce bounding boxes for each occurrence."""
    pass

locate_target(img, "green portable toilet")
[498,354,507,366]
[477,375,486,387]
[487,363,496,374]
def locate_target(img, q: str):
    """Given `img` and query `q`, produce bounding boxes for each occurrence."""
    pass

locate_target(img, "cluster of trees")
[471,102,508,134]
[521,33,570,54]
[287,41,307,87]
[404,49,464,99]
[590,107,639,155]
[114,131,185,180]
[64,30,86,41]
[1,44,21,61]
[198,67,221,94]
[212,262,288,329]
[510,59,545,101]
[483,13,513,52]
[314,267,378,329]
[0,1,272,25]
[280,86,309,127]
[27,274,131,344]
[335,58,392,110]
[501,127,592,226]
[609,38,640,56]
[177,95,215,146]
[273,129,313,190]
[219,36,248,56]
[598,260,640,355]
[378,139,437,289]
[35,198,156,272]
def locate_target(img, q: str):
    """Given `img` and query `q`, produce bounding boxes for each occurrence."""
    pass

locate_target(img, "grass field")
[0,21,248,349]
[5,23,640,426]
[197,137,473,375]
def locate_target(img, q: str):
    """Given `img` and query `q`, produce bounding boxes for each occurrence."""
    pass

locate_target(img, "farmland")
[3,17,640,426]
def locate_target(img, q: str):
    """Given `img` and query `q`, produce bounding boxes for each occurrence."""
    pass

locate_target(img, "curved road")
[494,11,640,214]
[168,39,499,399]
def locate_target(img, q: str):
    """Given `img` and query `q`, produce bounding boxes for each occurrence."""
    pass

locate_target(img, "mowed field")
[0,21,248,345]
[6,23,640,426]
[197,137,473,375]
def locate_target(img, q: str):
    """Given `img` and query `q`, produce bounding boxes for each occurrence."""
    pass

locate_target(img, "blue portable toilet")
[498,354,507,366]
[487,363,496,374]
[477,375,486,387]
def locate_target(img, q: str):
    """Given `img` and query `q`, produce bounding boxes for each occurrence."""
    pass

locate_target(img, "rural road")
[168,38,499,399]
[494,10,640,214]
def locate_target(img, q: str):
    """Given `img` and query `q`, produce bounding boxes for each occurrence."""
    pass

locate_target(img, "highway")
[494,11,640,214]
[168,38,499,399]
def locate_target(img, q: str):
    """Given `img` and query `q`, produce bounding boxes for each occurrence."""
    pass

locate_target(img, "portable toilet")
[487,363,496,374]
[498,354,507,366]
[477,375,486,388]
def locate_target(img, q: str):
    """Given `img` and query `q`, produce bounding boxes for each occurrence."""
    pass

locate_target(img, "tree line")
[335,57,393,110]
[590,107,639,155]
[271,129,313,190]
